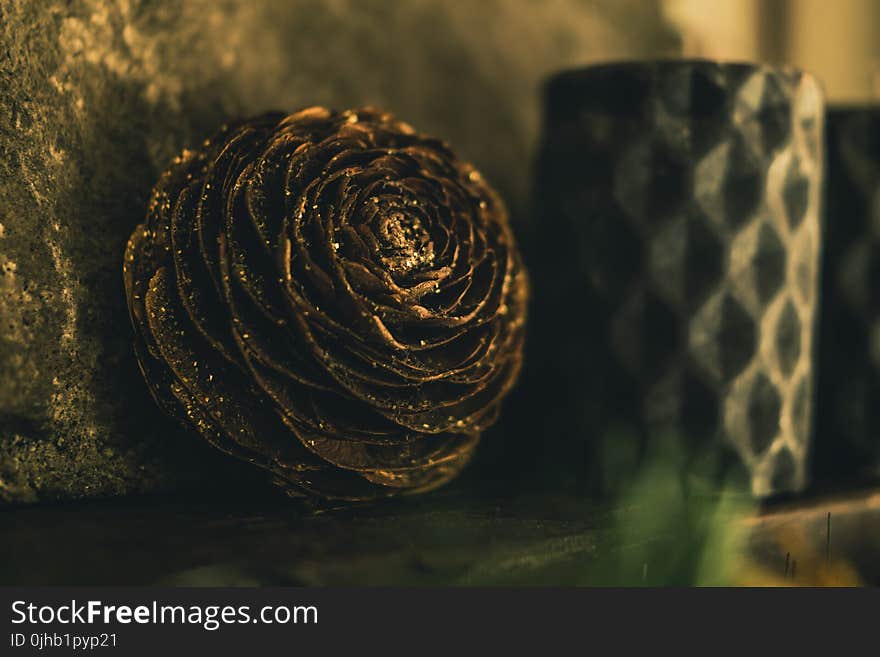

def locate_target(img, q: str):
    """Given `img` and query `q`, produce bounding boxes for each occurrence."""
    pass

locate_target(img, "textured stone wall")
[0,0,677,504]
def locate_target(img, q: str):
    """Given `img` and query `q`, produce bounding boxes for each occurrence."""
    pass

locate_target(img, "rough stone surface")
[533,62,824,497]
[0,0,677,504]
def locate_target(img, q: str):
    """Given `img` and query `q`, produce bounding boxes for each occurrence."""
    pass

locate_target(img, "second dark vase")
[814,107,880,483]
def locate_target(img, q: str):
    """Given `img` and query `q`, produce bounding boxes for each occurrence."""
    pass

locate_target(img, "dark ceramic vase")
[814,107,880,483]
[532,60,824,497]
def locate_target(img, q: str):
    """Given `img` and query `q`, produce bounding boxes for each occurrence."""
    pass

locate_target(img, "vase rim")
[545,58,813,88]
[827,102,880,113]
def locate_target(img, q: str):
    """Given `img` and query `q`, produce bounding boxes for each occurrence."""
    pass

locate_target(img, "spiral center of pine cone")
[123,106,528,501]
[376,208,435,277]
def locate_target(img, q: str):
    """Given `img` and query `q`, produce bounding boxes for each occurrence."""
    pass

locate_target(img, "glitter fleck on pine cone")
[123,107,528,500]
